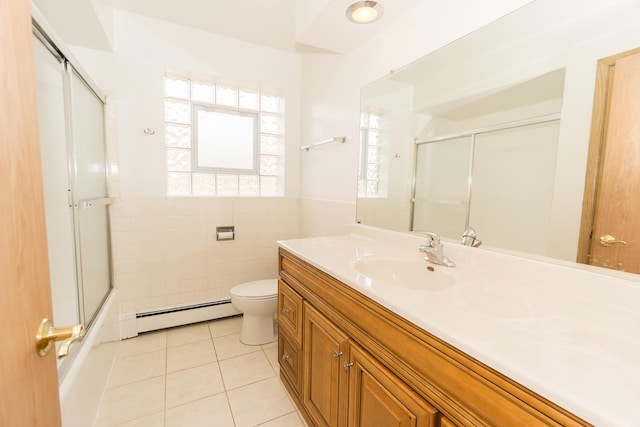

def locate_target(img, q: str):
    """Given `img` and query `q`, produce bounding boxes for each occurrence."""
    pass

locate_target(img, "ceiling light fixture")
[346,1,384,24]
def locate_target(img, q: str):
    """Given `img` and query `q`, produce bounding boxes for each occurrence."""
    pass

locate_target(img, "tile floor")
[94,316,308,427]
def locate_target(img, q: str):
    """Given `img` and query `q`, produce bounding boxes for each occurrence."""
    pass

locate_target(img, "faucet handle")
[461,227,482,247]
[421,231,441,247]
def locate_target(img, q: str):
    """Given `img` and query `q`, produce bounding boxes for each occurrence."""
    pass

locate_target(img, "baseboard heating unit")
[136,299,241,333]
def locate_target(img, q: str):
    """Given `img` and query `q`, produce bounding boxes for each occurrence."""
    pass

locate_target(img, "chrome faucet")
[461,227,482,247]
[418,232,456,267]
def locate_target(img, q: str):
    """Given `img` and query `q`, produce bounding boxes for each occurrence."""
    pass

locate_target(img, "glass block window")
[164,76,285,196]
[358,110,384,197]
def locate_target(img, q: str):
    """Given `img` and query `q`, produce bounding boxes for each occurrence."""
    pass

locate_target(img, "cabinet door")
[347,343,439,427]
[303,303,349,427]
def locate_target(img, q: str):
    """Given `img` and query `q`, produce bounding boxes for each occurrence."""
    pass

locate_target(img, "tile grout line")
[211,320,238,426]
[163,330,168,427]
[90,341,121,427]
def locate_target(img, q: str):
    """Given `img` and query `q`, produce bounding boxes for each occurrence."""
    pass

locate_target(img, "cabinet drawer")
[278,279,303,344]
[278,329,301,396]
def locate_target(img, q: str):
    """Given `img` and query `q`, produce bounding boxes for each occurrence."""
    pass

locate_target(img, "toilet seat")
[230,279,277,300]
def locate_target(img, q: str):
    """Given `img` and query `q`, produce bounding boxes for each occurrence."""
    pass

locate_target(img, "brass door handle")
[599,234,628,247]
[36,318,83,359]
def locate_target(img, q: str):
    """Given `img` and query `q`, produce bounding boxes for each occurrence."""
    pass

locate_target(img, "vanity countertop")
[278,226,640,427]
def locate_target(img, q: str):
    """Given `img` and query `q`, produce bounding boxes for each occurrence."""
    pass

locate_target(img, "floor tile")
[219,351,275,390]
[117,330,167,359]
[257,411,306,427]
[208,315,242,338]
[97,320,301,427]
[227,377,295,427]
[167,322,212,347]
[261,340,277,350]
[165,394,234,427]
[114,411,164,427]
[263,343,279,372]
[167,339,217,373]
[108,349,166,388]
[166,362,225,408]
[213,333,261,360]
[95,376,165,426]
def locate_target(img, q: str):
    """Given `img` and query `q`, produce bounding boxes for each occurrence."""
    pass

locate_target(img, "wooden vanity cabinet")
[278,249,590,427]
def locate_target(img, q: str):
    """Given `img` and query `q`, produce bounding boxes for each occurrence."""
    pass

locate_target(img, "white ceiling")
[110,0,298,52]
[32,0,421,54]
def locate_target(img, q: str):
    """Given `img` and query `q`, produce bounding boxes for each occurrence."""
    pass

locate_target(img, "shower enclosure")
[32,21,113,375]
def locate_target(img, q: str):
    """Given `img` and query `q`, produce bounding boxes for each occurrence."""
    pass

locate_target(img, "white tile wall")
[355,197,412,232]
[110,197,299,314]
[299,198,355,238]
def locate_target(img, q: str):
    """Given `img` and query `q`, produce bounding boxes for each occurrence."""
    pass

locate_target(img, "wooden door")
[347,343,438,427]
[579,49,640,273]
[303,303,349,427]
[0,0,62,425]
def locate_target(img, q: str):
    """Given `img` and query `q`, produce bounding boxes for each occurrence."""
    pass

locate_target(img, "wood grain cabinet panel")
[439,417,458,427]
[278,329,301,396]
[347,343,439,427]
[303,303,349,427]
[278,279,303,344]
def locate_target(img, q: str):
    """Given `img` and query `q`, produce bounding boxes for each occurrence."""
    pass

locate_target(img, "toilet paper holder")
[216,226,235,241]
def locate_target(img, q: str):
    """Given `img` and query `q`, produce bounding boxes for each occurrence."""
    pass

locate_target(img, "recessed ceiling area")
[32,0,114,52]
[32,0,421,54]
[109,0,297,52]
[415,68,567,121]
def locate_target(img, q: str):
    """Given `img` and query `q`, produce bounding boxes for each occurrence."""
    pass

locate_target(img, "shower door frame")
[32,16,114,357]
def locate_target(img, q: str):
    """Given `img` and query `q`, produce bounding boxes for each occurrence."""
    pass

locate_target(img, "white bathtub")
[58,289,121,427]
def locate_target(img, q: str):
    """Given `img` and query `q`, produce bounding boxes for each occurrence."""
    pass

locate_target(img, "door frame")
[576,47,640,264]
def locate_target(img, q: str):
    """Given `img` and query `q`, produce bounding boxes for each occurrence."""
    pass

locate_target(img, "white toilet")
[230,279,278,345]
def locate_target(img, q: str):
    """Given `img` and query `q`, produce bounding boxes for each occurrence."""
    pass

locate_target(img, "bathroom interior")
[5,0,640,425]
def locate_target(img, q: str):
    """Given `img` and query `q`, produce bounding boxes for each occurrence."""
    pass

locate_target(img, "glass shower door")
[412,136,473,238]
[33,35,80,329]
[69,68,113,326]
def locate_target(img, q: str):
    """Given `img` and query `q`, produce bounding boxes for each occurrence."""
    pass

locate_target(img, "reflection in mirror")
[416,125,557,253]
[357,0,640,270]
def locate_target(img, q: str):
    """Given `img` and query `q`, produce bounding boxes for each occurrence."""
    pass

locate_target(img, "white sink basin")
[353,257,455,291]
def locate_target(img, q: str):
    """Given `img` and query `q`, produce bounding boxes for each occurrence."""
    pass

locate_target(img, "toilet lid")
[230,279,278,299]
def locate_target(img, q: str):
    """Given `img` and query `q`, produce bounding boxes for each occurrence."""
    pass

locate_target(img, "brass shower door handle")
[36,319,83,359]
[599,234,628,247]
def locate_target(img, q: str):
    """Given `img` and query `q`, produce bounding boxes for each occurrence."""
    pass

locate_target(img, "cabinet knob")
[281,308,291,315]
[333,350,343,360]
[343,361,354,372]
[281,354,290,362]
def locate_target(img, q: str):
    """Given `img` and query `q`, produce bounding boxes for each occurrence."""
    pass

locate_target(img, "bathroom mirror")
[357,0,640,266]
